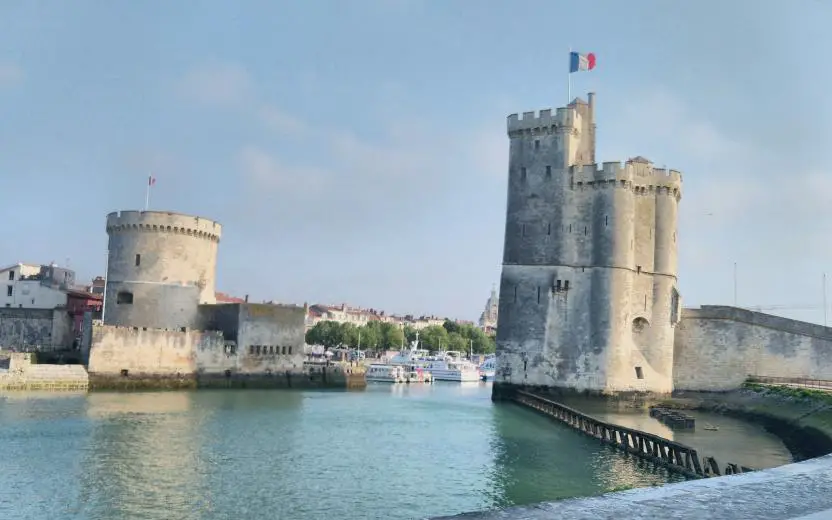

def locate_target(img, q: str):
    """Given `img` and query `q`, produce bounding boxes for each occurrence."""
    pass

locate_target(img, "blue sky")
[1,0,831,323]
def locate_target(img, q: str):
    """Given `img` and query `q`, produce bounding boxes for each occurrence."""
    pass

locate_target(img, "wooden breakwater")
[649,405,696,429]
[514,390,752,478]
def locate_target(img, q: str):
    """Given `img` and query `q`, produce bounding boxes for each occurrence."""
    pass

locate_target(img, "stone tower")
[103,210,222,330]
[493,94,683,397]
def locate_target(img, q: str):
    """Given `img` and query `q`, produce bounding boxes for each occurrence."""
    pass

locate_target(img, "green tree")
[442,319,460,335]
[379,322,405,350]
[446,332,468,352]
[358,325,380,351]
[419,325,449,351]
[403,325,418,346]
[304,320,345,350]
[341,323,359,349]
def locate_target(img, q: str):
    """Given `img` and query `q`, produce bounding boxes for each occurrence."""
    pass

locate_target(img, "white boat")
[366,363,433,384]
[478,356,496,381]
[366,364,407,383]
[421,359,481,382]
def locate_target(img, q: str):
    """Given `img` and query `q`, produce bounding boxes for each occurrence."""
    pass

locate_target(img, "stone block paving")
[430,454,832,520]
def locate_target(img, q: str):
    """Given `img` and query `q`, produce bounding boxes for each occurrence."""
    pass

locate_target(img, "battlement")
[106,210,222,242]
[92,321,226,338]
[571,159,682,196]
[507,107,579,135]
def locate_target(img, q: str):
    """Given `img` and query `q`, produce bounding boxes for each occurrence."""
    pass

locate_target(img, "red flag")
[148,175,156,187]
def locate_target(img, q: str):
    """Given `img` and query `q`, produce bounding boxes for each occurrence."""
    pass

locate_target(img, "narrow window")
[135,254,141,266]
[288,346,293,355]
[534,139,540,150]
[514,286,517,302]
[520,167,527,180]
[584,226,587,235]
[282,346,287,355]
[605,215,608,226]
[116,291,133,304]
[545,165,551,178]
[120,369,129,377]
[556,280,562,291]
[6,286,11,297]
[547,223,551,235]
[537,286,541,303]
[564,280,570,291]
[7,271,13,281]
[568,224,572,233]
[635,366,644,379]
[249,345,254,354]
[637,266,642,275]
[256,345,261,355]
[644,295,647,310]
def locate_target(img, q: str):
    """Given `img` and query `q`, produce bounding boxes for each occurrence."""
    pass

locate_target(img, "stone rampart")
[87,323,225,377]
[673,306,832,391]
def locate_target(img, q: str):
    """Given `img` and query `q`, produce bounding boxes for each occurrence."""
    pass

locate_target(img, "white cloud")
[258,104,309,136]
[239,145,324,194]
[178,63,252,106]
[0,63,23,87]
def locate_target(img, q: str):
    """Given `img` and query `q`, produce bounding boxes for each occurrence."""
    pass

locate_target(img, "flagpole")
[145,180,150,211]
[567,46,572,104]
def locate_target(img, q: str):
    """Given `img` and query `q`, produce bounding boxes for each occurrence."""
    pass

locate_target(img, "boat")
[421,358,481,382]
[366,364,407,383]
[366,363,433,384]
[478,356,496,381]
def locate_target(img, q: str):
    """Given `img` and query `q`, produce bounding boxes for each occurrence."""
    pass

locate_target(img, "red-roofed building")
[216,292,247,304]
[65,289,102,341]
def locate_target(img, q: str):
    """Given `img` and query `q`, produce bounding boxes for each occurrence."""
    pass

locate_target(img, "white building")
[0,263,71,309]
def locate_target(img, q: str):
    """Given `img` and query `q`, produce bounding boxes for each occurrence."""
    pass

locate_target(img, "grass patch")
[742,382,832,404]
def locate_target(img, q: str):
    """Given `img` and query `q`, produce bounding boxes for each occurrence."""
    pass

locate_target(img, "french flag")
[148,175,156,187]
[569,52,596,73]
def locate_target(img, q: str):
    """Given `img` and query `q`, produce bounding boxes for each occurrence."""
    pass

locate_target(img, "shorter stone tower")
[103,210,222,330]
[494,94,683,397]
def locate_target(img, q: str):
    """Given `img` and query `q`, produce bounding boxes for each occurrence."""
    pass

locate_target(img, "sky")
[1,1,832,323]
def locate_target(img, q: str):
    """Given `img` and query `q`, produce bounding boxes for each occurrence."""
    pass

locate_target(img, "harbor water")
[0,383,790,519]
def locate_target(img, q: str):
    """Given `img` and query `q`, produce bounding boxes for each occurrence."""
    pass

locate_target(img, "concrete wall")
[0,308,73,350]
[496,93,683,395]
[103,210,222,330]
[674,306,832,391]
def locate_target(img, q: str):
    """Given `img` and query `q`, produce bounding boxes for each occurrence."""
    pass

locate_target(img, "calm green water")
[1,383,694,519]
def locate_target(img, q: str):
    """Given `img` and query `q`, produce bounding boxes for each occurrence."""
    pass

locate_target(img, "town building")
[478,285,499,333]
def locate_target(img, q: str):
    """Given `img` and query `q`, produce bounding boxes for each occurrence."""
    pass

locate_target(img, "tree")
[379,322,405,350]
[446,332,468,352]
[419,325,449,351]
[442,319,460,335]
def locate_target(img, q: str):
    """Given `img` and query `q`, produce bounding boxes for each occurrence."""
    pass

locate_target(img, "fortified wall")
[673,306,832,391]
[87,209,357,389]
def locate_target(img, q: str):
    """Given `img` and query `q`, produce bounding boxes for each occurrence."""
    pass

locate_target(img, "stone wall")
[0,352,88,391]
[0,308,73,350]
[104,210,222,330]
[87,323,227,376]
[673,306,832,391]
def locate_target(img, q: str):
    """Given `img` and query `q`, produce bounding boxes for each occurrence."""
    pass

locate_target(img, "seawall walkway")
[430,453,832,519]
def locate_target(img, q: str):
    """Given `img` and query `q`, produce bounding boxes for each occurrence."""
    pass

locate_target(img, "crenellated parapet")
[106,210,222,243]
[507,107,582,137]
[571,158,682,200]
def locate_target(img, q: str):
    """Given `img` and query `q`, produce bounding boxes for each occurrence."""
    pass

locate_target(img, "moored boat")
[478,356,496,381]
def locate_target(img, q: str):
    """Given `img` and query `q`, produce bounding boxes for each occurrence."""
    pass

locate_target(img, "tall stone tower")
[103,210,222,330]
[493,94,682,398]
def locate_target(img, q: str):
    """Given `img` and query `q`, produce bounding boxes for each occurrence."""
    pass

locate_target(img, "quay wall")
[0,353,88,391]
[673,306,832,391]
